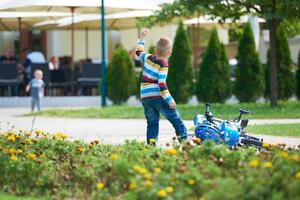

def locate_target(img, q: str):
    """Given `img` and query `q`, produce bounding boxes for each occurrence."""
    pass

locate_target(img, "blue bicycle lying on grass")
[193,103,263,149]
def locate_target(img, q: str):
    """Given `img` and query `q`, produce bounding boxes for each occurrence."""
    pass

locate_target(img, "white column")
[248,16,260,50]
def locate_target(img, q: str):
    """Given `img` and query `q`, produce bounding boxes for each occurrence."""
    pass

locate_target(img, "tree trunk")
[268,19,279,107]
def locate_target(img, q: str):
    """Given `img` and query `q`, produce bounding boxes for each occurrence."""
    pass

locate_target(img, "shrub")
[196,29,231,103]
[168,21,193,103]
[266,26,296,100]
[297,50,300,99]
[106,48,136,104]
[0,129,300,200]
[234,23,265,102]
[148,45,155,54]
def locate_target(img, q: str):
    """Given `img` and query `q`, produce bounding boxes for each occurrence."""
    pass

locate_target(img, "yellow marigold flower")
[17,149,23,154]
[25,139,32,144]
[35,129,42,135]
[109,154,118,160]
[9,148,16,155]
[295,171,300,179]
[262,143,270,148]
[263,161,272,169]
[60,133,68,139]
[144,180,153,188]
[27,153,36,160]
[10,155,17,161]
[149,138,156,144]
[133,165,141,172]
[193,138,201,145]
[248,159,259,168]
[77,147,85,153]
[96,182,105,190]
[25,132,31,137]
[7,135,16,142]
[18,129,24,133]
[288,154,299,162]
[278,151,288,158]
[165,148,177,155]
[187,179,195,185]
[166,186,174,193]
[157,189,167,198]
[271,143,279,148]
[154,167,161,173]
[129,182,137,190]
[31,138,38,143]
[144,172,152,179]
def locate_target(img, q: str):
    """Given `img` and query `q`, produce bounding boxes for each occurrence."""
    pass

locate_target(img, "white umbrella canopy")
[0,0,174,12]
[33,10,154,30]
[0,11,71,30]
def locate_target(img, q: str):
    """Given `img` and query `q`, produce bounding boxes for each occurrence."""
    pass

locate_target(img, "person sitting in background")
[48,56,59,70]
[23,48,46,81]
[0,47,17,63]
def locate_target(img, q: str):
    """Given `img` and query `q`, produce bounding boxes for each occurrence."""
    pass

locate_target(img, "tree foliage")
[140,0,300,107]
[106,48,136,104]
[196,29,231,103]
[168,21,193,103]
[234,23,265,102]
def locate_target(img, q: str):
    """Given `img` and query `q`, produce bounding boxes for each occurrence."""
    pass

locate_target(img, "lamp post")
[101,0,107,107]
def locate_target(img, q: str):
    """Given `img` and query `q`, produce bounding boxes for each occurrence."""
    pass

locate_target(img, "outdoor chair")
[77,63,101,95]
[0,63,18,96]
[49,69,70,96]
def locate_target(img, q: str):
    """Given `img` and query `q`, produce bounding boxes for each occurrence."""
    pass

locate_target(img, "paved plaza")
[0,107,300,147]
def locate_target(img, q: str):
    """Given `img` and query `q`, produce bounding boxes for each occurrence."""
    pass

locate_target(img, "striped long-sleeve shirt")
[136,39,174,104]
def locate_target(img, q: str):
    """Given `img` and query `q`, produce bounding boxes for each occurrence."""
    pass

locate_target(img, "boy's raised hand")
[140,28,149,39]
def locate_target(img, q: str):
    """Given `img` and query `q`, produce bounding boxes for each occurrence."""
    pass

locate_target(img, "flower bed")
[0,129,300,200]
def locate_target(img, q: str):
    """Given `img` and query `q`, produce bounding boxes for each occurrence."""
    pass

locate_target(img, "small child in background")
[26,69,45,112]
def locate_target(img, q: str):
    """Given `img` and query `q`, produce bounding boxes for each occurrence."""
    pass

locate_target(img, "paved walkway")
[0,108,299,146]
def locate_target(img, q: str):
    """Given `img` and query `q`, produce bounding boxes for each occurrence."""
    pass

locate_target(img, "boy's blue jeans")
[141,97,187,144]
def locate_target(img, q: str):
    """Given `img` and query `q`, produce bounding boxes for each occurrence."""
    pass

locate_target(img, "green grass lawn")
[0,193,48,200]
[26,101,300,120]
[246,123,300,137]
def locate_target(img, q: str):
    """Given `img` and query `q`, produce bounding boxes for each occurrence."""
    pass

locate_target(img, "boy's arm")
[135,29,149,63]
[158,66,175,107]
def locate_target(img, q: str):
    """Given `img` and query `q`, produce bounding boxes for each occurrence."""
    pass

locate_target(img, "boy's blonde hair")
[34,69,43,79]
[155,37,172,57]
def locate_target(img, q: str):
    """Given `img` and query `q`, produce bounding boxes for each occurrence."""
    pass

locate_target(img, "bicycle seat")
[239,109,250,115]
